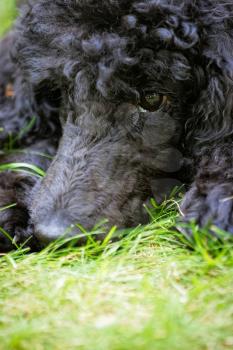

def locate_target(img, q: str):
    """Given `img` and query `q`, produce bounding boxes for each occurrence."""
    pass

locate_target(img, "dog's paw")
[0,203,28,251]
[180,182,233,237]
[0,173,37,252]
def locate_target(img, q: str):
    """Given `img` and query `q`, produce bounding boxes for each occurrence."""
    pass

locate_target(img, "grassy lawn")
[0,210,233,350]
[0,1,17,36]
[1,3,233,350]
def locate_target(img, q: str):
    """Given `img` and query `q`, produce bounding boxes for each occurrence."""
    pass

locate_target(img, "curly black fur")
[1,0,233,250]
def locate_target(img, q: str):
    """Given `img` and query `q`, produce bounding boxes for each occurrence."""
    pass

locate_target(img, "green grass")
[0,1,17,36]
[1,3,233,350]
[0,209,233,350]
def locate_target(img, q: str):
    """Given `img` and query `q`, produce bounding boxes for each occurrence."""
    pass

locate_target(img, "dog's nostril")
[34,212,74,244]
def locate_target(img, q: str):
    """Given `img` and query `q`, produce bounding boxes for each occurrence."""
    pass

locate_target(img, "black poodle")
[1,0,233,250]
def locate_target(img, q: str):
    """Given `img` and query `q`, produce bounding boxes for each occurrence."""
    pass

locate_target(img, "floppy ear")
[187,26,233,148]
[204,31,233,79]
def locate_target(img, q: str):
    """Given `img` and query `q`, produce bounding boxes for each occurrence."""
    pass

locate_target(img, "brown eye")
[140,93,165,112]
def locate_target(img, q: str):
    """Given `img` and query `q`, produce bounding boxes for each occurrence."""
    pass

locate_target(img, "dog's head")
[15,0,233,243]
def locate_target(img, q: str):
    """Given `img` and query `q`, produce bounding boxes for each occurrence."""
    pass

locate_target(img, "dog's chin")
[33,214,108,247]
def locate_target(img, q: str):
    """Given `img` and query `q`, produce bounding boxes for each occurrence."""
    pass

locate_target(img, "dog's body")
[0,0,233,250]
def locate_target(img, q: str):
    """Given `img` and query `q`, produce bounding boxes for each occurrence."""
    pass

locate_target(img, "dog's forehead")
[65,3,195,75]
[64,0,186,22]
[18,0,200,102]
[47,0,197,41]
